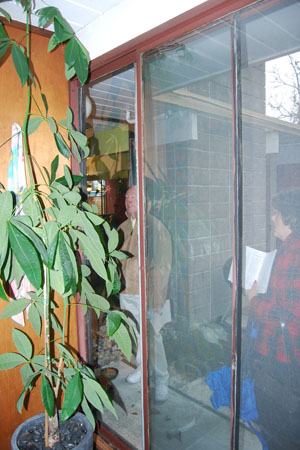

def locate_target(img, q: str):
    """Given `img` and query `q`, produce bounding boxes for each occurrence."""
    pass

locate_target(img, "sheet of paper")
[245,246,266,290]
[258,248,277,293]
[228,246,277,294]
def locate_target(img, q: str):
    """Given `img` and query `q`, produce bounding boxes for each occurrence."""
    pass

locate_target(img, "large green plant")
[0,1,132,447]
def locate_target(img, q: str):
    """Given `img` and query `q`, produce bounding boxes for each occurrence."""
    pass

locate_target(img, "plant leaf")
[65,36,79,68]
[41,375,55,417]
[54,132,70,158]
[0,191,13,221]
[0,298,30,318]
[66,107,73,126]
[41,92,48,116]
[17,371,40,413]
[13,328,33,360]
[70,129,88,148]
[7,222,42,289]
[63,191,81,206]
[0,41,9,59]
[61,372,82,422]
[0,21,8,40]
[21,190,40,227]
[63,164,72,189]
[0,282,8,301]
[47,116,57,133]
[20,363,34,386]
[10,218,48,266]
[82,378,104,414]
[48,32,59,52]
[47,230,58,268]
[69,134,82,163]
[83,376,116,418]
[31,354,45,367]
[76,211,105,260]
[86,292,110,316]
[73,44,89,85]
[37,6,60,28]
[2,247,12,282]
[27,117,43,135]
[110,249,127,260]
[65,64,75,81]
[49,155,59,184]
[74,230,108,281]
[11,43,28,86]
[80,396,95,430]
[17,390,26,414]
[0,228,8,271]
[0,8,11,22]
[107,227,119,253]
[53,15,73,43]
[28,303,41,336]
[112,322,132,361]
[0,352,26,370]
[49,311,63,335]
[55,174,82,187]
[56,343,76,366]
[58,231,77,295]
[107,311,122,337]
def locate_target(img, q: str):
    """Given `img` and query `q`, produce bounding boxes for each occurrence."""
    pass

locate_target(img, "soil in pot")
[12,413,93,450]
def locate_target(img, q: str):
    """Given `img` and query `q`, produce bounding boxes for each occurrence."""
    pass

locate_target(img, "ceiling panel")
[0,0,126,32]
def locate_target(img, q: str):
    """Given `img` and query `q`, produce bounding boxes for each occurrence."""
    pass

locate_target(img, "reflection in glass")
[143,19,236,450]
[143,1,300,449]
[83,66,144,449]
[241,2,300,449]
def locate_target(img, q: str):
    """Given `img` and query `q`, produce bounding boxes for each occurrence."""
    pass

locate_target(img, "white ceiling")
[0,0,128,33]
[1,0,206,60]
[0,0,207,131]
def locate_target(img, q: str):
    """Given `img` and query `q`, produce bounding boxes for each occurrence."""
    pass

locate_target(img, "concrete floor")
[100,360,263,450]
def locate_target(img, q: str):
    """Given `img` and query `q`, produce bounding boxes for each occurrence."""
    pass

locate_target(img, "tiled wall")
[157,64,268,328]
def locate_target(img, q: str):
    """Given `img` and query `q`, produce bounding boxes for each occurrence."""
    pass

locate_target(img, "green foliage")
[41,375,55,417]
[0,1,133,445]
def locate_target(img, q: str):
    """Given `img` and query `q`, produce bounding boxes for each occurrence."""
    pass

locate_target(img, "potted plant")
[0,1,132,448]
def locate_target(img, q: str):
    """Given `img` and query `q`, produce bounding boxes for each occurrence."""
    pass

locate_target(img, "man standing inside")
[118,185,171,402]
[118,185,141,384]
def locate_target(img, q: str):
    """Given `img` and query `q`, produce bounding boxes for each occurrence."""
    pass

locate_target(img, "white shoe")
[126,369,141,384]
[155,384,168,402]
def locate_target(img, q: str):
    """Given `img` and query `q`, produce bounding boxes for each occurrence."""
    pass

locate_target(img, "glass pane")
[143,20,244,450]
[84,66,143,449]
[240,1,300,450]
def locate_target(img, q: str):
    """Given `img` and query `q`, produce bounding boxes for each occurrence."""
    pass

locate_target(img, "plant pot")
[11,412,93,450]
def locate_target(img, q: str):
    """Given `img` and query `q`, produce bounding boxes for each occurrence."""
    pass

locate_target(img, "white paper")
[245,246,277,293]
[228,246,277,294]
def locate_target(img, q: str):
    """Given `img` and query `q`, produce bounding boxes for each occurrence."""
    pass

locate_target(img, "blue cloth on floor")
[205,365,268,450]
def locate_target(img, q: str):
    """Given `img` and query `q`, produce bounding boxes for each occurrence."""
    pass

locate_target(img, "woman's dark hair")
[272,188,300,230]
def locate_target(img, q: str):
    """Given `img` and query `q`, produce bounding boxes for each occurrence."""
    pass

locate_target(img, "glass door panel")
[240,2,300,450]
[84,66,143,449]
[143,21,239,450]
[143,1,300,449]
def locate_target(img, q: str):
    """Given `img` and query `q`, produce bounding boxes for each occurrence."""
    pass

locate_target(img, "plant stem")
[22,8,35,190]
[22,6,57,447]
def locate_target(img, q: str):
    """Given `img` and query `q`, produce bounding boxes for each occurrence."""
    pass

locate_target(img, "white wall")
[77,0,207,61]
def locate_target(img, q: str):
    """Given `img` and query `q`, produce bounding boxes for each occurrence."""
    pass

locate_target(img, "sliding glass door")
[82,66,144,449]
[76,1,300,448]
[142,1,300,448]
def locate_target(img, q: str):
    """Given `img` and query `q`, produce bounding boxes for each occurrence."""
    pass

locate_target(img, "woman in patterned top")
[246,188,300,450]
